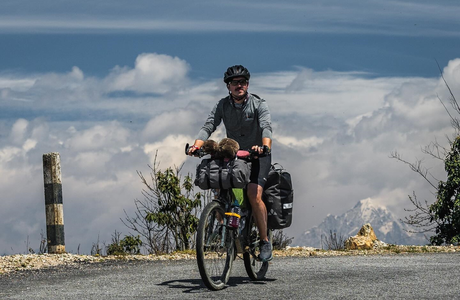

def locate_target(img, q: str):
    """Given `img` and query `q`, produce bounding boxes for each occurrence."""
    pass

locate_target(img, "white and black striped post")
[43,152,65,254]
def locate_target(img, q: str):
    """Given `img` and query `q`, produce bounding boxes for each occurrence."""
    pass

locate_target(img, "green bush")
[123,155,210,254]
[430,136,460,245]
[107,231,142,255]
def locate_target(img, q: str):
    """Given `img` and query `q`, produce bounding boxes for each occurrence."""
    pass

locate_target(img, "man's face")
[227,76,249,99]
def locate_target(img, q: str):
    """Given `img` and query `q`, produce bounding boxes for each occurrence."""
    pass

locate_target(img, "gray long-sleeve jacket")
[196,94,272,149]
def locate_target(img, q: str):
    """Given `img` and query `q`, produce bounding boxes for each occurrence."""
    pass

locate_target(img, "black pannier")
[262,163,294,229]
[195,158,251,190]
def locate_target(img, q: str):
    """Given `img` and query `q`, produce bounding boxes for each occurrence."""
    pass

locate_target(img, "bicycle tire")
[243,214,272,280]
[196,201,235,290]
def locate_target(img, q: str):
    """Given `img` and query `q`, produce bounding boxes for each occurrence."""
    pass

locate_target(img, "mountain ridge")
[294,198,427,248]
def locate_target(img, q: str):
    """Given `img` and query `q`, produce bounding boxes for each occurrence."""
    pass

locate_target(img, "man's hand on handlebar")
[186,140,205,156]
[187,145,200,156]
[251,145,271,156]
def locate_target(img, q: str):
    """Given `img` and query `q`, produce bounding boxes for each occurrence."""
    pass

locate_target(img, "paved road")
[1,253,460,299]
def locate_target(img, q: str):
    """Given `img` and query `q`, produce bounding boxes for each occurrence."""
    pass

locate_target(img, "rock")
[373,240,388,249]
[358,223,377,240]
[345,223,378,250]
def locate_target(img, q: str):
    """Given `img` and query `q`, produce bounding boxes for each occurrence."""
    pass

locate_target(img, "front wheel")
[196,201,235,290]
[243,214,273,280]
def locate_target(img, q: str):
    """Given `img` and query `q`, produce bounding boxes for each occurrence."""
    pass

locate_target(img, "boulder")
[345,223,378,250]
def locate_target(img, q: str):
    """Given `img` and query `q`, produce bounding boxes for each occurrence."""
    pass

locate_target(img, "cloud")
[106,53,190,94]
[10,118,29,145]
[32,66,86,91]
[141,109,197,141]
[0,77,35,91]
[0,54,197,126]
[438,58,460,98]
[65,122,131,152]
[276,135,324,150]
[144,134,191,169]
[0,53,458,254]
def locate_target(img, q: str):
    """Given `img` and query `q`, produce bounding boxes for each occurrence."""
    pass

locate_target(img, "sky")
[1,0,460,254]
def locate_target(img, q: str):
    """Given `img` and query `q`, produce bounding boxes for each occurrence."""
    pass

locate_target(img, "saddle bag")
[195,158,251,190]
[263,163,294,229]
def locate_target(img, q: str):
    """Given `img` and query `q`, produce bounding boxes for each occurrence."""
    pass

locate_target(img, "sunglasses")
[229,79,248,86]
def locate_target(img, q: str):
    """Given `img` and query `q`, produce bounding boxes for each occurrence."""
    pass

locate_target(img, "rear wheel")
[243,214,272,280]
[196,201,235,290]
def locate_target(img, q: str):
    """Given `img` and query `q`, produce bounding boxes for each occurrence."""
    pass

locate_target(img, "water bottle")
[228,200,241,229]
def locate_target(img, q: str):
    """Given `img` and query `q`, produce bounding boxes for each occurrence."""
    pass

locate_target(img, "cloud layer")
[0,53,458,254]
[1,1,460,36]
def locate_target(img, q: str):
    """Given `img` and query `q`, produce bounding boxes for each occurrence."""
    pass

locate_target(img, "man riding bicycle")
[188,65,273,261]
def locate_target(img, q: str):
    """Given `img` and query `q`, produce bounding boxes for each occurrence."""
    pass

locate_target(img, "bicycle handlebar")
[185,143,269,159]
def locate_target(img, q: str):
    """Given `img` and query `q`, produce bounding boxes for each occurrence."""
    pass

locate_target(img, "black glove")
[262,145,271,155]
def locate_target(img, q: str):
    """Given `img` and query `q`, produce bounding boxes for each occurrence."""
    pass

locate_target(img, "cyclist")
[188,65,273,261]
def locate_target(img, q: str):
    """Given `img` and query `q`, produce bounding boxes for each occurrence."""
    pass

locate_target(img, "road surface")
[1,253,459,299]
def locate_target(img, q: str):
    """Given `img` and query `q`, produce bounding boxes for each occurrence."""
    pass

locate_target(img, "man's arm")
[189,100,223,155]
[258,100,272,141]
[257,99,272,154]
[196,101,223,142]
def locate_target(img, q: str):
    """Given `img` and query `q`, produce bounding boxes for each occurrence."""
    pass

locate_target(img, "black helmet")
[223,65,250,83]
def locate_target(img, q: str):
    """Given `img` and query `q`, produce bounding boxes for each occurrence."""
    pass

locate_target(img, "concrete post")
[43,152,65,254]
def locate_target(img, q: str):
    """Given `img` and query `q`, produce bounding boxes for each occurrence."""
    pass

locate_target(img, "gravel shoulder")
[1,245,459,276]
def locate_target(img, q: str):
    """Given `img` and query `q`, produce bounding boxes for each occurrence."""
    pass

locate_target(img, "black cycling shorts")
[249,154,272,188]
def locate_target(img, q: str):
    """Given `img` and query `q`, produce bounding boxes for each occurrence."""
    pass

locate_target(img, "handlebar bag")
[194,158,251,190]
[262,163,294,229]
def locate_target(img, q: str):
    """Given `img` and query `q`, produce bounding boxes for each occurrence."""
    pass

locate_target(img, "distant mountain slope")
[294,198,428,248]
